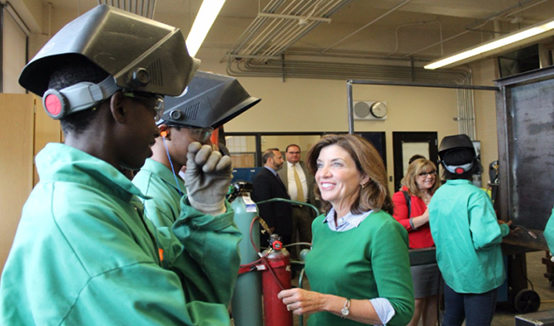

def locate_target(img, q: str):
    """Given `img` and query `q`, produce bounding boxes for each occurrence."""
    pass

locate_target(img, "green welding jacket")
[429,179,510,294]
[546,208,554,253]
[133,158,186,228]
[0,143,241,326]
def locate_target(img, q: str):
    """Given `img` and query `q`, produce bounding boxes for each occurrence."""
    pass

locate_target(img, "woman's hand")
[278,288,327,315]
[411,209,430,229]
[278,289,385,324]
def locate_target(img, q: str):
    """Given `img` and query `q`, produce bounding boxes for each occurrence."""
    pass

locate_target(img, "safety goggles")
[124,92,165,121]
[167,124,214,143]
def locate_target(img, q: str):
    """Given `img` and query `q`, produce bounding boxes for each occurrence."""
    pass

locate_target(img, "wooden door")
[0,94,34,273]
[0,94,61,273]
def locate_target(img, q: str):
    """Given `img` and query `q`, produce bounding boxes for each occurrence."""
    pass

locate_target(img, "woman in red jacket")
[392,158,441,326]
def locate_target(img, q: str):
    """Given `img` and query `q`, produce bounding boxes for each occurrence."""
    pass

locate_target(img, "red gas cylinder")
[262,234,292,326]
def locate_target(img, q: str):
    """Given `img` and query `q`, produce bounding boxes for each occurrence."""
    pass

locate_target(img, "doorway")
[393,132,438,191]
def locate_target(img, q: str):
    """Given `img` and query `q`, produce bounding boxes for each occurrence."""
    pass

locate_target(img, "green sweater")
[305,211,414,326]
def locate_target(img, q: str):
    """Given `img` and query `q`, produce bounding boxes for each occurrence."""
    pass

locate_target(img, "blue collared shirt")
[264,166,278,176]
[322,207,395,325]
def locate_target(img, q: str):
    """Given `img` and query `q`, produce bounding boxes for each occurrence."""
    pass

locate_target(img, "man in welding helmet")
[0,6,241,326]
[428,134,510,326]
[133,71,261,228]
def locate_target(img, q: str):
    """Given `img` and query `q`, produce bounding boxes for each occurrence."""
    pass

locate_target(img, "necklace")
[422,193,432,204]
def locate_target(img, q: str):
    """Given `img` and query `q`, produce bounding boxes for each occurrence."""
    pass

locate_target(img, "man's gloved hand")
[185,142,233,216]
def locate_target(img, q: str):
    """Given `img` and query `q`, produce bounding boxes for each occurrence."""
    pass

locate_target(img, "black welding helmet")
[159,71,261,129]
[19,4,200,119]
[438,134,477,175]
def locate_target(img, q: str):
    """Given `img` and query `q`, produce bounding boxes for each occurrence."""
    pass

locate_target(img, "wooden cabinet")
[0,94,61,273]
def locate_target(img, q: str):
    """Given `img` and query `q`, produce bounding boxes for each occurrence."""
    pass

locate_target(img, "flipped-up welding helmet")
[159,71,261,129]
[438,134,477,175]
[19,5,200,119]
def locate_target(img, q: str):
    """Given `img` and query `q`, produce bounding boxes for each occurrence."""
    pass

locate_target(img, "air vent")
[181,101,200,121]
[147,59,163,86]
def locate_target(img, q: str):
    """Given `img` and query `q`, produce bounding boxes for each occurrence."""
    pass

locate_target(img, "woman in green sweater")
[278,134,414,326]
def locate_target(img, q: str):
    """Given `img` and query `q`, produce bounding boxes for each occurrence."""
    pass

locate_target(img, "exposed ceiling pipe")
[257,13,330,23]
[225,0,353,63]
[402,20,488,58]
[406,0,546,58]
[227,57,471,84]
[228,0,285,55]
[320,0,411,54]
[387,20,440,57]
[505,0,548,18]
[466,0,542,30]
[259,0,332,58]
[245,0,337,58]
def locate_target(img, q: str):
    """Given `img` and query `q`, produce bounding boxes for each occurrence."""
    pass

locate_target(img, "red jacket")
[392,186,435,249]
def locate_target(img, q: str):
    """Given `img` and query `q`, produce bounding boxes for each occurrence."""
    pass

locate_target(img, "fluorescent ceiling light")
[186,0,226,57]
[425,19,554,70]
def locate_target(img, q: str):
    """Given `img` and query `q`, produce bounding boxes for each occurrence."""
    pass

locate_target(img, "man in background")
[252,148,292,246]
[278,144,318,259]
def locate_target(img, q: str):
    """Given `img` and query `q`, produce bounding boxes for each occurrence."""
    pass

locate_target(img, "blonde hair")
[306,134,393,215]
[401,158,440,198]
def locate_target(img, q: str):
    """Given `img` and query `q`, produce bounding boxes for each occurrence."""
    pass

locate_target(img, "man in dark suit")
[252,148,292,247]
[277,144,318,259]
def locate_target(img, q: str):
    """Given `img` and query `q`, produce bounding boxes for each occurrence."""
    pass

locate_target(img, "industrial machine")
[494,66,554,317]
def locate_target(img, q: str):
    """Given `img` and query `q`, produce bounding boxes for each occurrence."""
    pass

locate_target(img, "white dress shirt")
[286,162,308,202]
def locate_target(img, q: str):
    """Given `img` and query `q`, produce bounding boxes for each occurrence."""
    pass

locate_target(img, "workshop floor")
[492,250,554,326]
[291,250,554,326]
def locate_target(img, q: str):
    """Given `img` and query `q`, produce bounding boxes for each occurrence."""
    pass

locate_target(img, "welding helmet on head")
[159,71,261,129]
[19,4,200,119]
[438,134,477,174]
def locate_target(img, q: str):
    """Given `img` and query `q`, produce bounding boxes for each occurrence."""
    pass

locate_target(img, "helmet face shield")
[438,134,477,174]
[160,71,261,129]
[19,5,199,98]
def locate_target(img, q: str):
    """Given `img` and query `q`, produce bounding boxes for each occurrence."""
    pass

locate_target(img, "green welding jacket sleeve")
[545,207,554,253]
[468,191,509,251]
[156,197,242,307]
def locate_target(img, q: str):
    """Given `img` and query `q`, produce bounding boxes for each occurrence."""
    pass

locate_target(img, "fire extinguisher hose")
[237,215,286,290]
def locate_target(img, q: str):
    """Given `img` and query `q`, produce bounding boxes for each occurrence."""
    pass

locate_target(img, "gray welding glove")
[185,142,232,216]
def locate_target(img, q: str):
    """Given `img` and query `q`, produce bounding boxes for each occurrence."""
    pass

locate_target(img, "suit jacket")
[252,167,292,237]
[277,161,317,205]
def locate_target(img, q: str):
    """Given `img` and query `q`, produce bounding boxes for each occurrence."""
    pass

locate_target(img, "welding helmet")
[438,134,477,174]
[19,5,199,119]
[159,71,261,129]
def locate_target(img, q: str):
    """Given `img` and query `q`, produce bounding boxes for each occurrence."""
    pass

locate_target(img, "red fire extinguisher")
[262,234,292,326]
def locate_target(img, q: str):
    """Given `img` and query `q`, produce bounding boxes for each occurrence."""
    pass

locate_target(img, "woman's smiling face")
[315,145,367,216]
